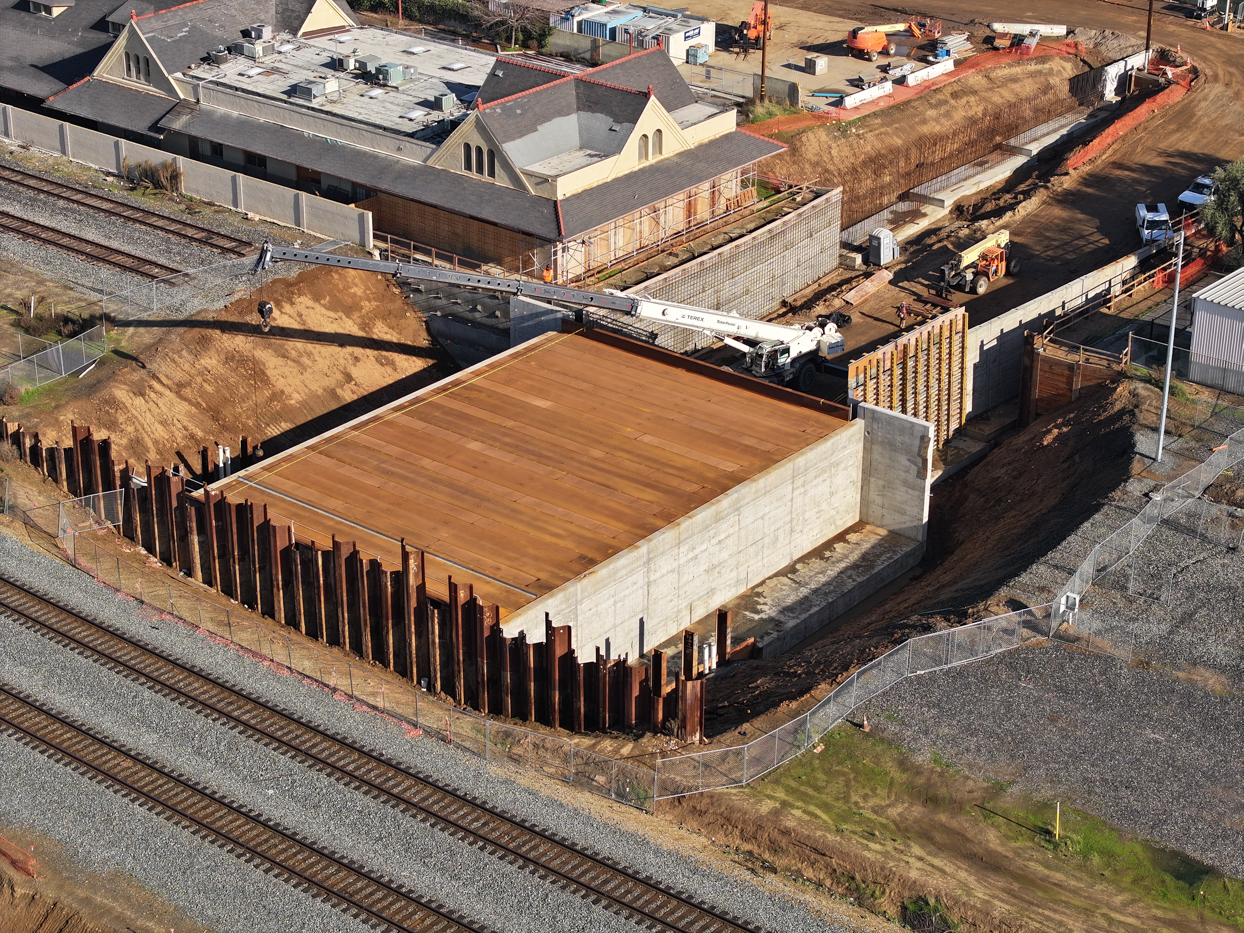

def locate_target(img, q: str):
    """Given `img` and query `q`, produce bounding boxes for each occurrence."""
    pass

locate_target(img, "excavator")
[253,243,845,392]
[731,0,772,51]
[846,17,942,61]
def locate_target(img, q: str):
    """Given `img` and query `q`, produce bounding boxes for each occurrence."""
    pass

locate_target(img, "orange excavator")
[733,0,772,50]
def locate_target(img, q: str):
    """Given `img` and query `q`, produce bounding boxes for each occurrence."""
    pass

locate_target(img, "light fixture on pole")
[1155,226,1186,462]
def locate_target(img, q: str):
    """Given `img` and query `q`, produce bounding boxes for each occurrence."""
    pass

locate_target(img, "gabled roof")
[0,0,117,98]
[479,77,649,172]
[158,101,563,239]
[44,75,176,135]
[475,47,696,114]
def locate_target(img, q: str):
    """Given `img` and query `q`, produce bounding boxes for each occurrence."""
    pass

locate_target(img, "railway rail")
[0,684,482,933]
[0,165,255,257]
[0,210,182,279]
[0,578,764,933]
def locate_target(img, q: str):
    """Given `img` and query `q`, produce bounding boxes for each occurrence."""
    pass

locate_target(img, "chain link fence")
[0,323,107,387]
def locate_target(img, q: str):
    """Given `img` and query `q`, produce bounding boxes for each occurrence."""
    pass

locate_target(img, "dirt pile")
[1066,28,1145,67]
[2,265,451,473]
[703,380,1142,737]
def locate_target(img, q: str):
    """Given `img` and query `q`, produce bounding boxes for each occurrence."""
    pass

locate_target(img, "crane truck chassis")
[253,243,845,393]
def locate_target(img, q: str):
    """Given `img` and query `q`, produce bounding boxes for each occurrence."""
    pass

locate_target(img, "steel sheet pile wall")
[627,187,843,353]
[848,309,967,446]
[0,419,704,738]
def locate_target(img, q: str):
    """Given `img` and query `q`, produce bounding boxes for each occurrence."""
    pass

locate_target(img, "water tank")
[868,228,899,266]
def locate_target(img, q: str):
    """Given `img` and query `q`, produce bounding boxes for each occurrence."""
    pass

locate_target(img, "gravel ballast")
[0,532,853,933]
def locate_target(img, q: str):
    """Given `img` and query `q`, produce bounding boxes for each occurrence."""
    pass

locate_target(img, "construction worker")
[897,301,908,330]
[542,264,554,283]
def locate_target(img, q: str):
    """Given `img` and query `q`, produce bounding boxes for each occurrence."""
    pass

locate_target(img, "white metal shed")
[1190,266,1244,394]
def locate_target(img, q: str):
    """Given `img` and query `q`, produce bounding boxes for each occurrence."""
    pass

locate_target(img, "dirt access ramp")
[3,265,451,472]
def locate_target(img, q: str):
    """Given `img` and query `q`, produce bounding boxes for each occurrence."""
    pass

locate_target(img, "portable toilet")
[869,228,899,266]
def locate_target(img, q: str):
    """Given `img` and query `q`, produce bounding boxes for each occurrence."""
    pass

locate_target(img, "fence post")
[486,719,491,763]
[2,477,7,514]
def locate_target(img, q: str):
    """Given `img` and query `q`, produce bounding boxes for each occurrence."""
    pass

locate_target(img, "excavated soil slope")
[758,55,1087,197]
[3,266,451,472]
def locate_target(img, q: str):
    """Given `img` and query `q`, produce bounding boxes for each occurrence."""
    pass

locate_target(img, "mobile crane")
[253,243,845,392]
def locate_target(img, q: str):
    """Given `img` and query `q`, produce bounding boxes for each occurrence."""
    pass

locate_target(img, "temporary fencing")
[0,323,106,387]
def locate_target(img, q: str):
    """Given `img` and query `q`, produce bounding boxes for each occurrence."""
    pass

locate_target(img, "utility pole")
[1145,0,1155,53]
[759,0,769,101]
[1156,226,1186,462]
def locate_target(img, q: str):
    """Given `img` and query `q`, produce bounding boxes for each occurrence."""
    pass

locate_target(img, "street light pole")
[1156,226,1186,462]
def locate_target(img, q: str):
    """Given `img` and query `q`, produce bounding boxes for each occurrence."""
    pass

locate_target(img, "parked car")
[1136,203,1174,244]
[1178,174,1216,211]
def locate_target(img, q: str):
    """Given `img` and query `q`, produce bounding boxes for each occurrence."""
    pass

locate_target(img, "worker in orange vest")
[542,264,554,283]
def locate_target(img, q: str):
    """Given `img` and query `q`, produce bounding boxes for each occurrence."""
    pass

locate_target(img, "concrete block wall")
[502,420,865,658]
[510,296,565,347]
[858,403,933,542]
[627,187,843,353]
[966,245,1154,415]
[0,105,372,248]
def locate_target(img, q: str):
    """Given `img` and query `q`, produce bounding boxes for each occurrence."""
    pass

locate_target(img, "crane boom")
[254,243,844,391]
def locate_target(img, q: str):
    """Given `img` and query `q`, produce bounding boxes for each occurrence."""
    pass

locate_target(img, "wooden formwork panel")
[847,308,968,446]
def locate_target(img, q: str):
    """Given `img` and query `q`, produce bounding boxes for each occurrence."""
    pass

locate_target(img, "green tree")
[1201,159,1244,248]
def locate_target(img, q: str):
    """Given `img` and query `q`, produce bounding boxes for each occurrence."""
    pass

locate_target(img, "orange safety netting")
[1066,77,1192,171]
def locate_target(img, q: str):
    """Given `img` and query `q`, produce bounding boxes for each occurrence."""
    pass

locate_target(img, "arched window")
[653,129,663,156]
[487,149,496,179]
[143,56,151,82]
[124,52,133,79]
[638,134,649,162]
[462,142,472,172]
[474,145,484,176]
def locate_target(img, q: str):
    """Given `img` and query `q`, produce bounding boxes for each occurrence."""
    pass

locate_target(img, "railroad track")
[0,577,763,933]
[0,165,255,257]
[0,685,482,933]
[0,211,182,280]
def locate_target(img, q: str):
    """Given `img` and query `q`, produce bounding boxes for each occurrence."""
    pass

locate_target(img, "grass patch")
[747,724,1244,929]
[745,100,802,123]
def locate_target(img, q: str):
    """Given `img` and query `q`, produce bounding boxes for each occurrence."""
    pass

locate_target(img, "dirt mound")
[703,380,1142,738]
[3,265,451,473]
[1066,28,1145,68]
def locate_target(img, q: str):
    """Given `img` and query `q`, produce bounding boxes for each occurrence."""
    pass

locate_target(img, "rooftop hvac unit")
[246,23,273,40]
[432,91,456,111]
[294,77,339,100]
[253,40,276,58]
[335,54,356,71]
[356,54,383,73]
[375,62,409,84]
[209,47,229,65]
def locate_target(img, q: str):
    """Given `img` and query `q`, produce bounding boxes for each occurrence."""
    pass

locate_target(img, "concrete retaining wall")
[626,187,843,353]
[903,58,954,87]
[0,105,372,247]
[502,419,865,658]
[858,403,934,542]
[966,246,1154,414]
[1100,50,1150,98]
[842,80,893,109]
[510,296,564,347]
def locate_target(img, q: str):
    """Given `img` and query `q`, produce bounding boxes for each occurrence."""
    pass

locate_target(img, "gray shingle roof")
[139,0,316,74]
[588,49,697,112]
[0,0,117,98]
[44,76,176,135]
[158,101,563,239]
[558,130,783,237]
[474,58,565,106]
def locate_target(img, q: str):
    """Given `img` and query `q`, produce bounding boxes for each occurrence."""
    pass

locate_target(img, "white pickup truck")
[1136,203,1174,244]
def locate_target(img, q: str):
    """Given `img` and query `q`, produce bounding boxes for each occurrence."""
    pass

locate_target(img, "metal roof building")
[1190,266,1244,395]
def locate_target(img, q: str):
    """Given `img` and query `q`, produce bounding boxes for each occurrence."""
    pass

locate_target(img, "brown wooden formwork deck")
[211,330,850,614]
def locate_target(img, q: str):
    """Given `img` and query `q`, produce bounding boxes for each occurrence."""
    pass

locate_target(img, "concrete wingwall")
[966,245,1155,415]
[626,187,844,353]
[501,419,865,659]
[0,104,372,248]
[858,403,933,543]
